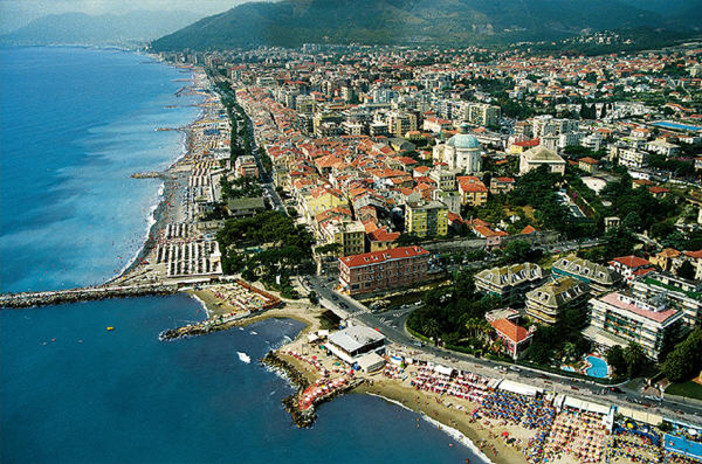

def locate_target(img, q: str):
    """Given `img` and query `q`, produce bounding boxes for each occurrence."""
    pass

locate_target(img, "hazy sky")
[0,0,256,33]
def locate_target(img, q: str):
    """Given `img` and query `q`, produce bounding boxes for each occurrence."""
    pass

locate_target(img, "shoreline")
[212,298,517,464]
[105,53,208,287]
[363,392,495,464]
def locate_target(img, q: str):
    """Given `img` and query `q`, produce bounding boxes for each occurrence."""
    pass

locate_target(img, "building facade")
[551,255,622,294]
[525,277,590,325]
[405,201,448,237]
[475,262,544,305]
[589,292,685,359]
[338,246,431,295]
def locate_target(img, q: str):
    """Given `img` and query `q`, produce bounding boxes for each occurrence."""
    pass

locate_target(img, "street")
[298,274,702,426]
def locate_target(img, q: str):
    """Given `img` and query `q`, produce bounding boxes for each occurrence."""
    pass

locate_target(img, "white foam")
[237,352,251,364]
[187,293,210,318]
[366,393,493,464]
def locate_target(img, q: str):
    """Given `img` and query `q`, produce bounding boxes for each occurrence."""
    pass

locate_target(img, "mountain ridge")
[2,10,203,46]
[151,0,698,51]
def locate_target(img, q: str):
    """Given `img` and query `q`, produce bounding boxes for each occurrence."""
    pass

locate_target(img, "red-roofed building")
[520,225,537,235]
[338,246,430,295]
[609,256,655,281]
[457,176,488,207]
[489,177,516,195]
[578,157,599,174]
[509,138,540,155]
[648,186,670,199]
[489,318,534,360]
[367,228,400,253]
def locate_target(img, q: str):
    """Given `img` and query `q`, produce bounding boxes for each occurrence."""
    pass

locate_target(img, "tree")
[604,226,635,259]
[624,342,648,379]
[663,328,702,383]
[423,319,441,346]
[623,211,643,232]
[308,291,318,305]
[606,345,627,377]
[502,240,532,265]
[677,261,696,280]
[563,342,578,362]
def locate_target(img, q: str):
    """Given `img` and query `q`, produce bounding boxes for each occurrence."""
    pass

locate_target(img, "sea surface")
[0,47,487,464]
[0,46,201,293]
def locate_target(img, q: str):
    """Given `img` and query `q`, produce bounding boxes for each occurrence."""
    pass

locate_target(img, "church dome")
[447,123,480,149]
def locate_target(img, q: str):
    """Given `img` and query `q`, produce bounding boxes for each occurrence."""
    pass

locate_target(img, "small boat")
[106,327,115,331]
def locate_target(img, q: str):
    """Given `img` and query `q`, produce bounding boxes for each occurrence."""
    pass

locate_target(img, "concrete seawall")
[0,283,179,309]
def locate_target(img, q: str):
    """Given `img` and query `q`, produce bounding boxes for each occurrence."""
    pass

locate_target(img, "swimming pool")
[664,434,702,460]
[652,121,702,132]
[585,355,609,379]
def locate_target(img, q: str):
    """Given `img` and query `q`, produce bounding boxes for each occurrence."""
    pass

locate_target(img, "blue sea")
[0,47,487,464]
[0,46,201,293]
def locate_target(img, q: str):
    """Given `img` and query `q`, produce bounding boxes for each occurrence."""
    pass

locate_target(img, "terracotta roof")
[490,318,531,344]
[520,225,537,235]
[579,157,599,165]
[368,228,400,242]
[684,250,702,259]
[339,246,429,269]
[513,139,540,148]
[648,186,670,194]
[611,255,651,269]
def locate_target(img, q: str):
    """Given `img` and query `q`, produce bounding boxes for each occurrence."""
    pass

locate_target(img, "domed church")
[433,123,482,173]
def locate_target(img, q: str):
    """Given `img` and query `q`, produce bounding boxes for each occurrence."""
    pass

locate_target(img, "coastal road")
[300,275,702,425]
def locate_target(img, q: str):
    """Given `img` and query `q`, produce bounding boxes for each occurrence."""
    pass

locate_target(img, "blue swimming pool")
[652,121,702,132]
[664,434,702,460]
[585,355,609,379]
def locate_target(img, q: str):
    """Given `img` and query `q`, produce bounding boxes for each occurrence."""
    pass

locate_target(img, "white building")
[587,292,685,359]
[327,325,386,364]
[437,123,483,173]
[519,146,566,176]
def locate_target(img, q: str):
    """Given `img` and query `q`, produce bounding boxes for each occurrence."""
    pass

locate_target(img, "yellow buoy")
[106,326,115,331]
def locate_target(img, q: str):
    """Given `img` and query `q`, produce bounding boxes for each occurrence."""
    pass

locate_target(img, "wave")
[237,352,252,364]
[365,393,493,464]
[187,292,210,319]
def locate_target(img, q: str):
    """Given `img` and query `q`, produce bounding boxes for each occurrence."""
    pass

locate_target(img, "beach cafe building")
[327,325,386,365]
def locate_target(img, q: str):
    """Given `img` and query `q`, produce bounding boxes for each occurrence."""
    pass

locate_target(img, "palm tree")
[423,319,441,347]
[563,342,578,362]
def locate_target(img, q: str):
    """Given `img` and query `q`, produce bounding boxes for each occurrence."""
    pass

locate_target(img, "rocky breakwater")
[0,283,179,309]
[159,312,249,341]
[261,351,363,428]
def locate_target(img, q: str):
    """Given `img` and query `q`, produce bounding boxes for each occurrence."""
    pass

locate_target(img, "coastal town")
[3,39,702,464]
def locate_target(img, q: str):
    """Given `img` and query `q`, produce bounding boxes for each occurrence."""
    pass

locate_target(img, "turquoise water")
[585,355,609,379]
[0,47,487,464]
[664,433,702,460]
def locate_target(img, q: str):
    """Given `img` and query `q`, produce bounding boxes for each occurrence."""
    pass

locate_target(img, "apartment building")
[338,246,430,295]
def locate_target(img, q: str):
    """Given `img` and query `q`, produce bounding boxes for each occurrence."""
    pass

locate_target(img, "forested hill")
[151,0,698,51]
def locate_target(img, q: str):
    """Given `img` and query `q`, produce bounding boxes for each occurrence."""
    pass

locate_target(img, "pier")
[131,171,162,179]
[0,283,179,309]
[262,351,363,428]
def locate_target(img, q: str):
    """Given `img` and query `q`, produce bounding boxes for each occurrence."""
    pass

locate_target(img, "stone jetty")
[159,312,250,341]
[131,171,162,179]
[261,351,363,428]
[0,283,178,309]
